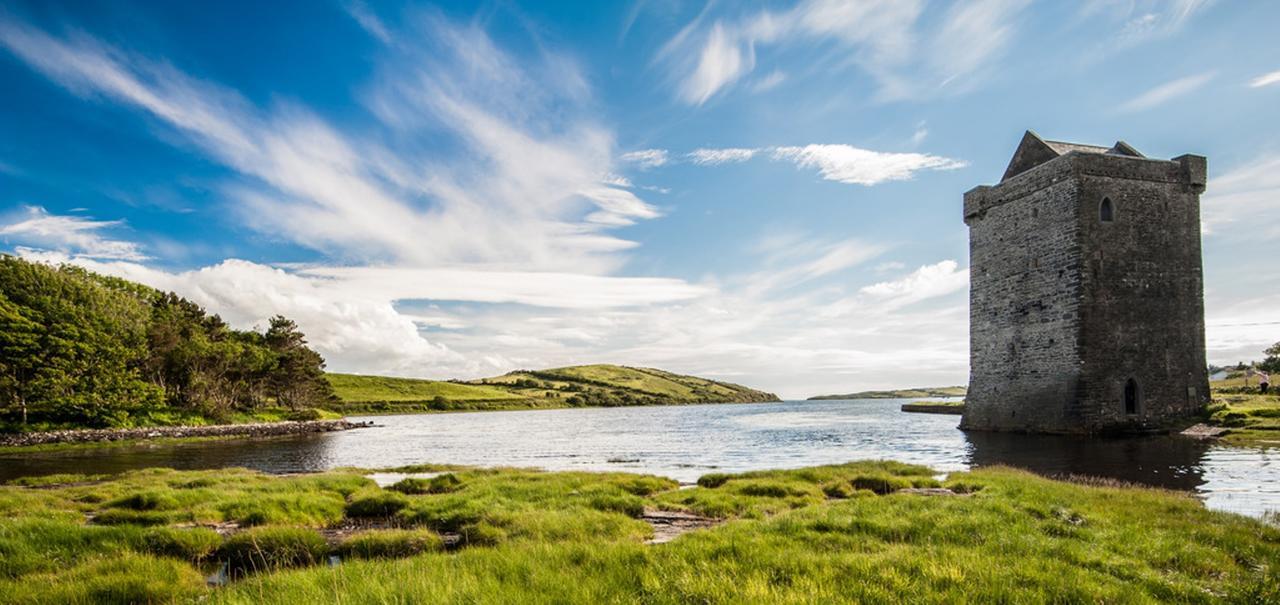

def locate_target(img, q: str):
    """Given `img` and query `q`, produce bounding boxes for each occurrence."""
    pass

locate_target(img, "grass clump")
[141,526,222,561]
[337,529,444,559]
[389,473,462,495]
[345,489,409,518]
[218,527,328,577]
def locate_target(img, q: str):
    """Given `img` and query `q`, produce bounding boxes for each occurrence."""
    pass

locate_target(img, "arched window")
[1100,197,1115,222]
[1124,378,1139,415]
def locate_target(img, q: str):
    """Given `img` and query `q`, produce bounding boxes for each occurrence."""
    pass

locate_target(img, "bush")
[390,474,463,495]
[346,490,409,518]
[217,527,328,577]
[337,530,443,559]
[141,527,222,561]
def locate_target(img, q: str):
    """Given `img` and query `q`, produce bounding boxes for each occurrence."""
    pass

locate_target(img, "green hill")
[328,364,779,414]
[808,386,967,400]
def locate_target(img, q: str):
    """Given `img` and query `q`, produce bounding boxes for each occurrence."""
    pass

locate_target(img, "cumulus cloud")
[657,0,1027,104]
[858,260,969,308]
[0,206,148,261]
[1119,71,1215,112]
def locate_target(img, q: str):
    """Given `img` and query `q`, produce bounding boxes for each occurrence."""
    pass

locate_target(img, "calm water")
[2,399,1277,517]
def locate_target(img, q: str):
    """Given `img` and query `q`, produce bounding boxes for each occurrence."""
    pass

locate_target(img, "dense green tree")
[0,257,336,429]
[1262,342,1280,373]
[265,316,336,409]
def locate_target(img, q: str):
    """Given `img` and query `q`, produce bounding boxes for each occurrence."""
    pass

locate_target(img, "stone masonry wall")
[1074,154,1209,430]
[963,160,1083,432]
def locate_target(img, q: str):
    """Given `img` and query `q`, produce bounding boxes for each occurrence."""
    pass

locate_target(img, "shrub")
[217,527,328,577]
[141,527,222,561]
[337,530,443,559]
[346,490,409,518]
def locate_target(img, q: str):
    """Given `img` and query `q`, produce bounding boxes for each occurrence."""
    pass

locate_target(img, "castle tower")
[961,131,1209,434]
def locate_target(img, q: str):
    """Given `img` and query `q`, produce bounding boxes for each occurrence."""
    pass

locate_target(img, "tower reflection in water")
[963,430,1210,491]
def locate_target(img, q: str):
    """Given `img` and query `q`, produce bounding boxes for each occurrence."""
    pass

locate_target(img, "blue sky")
[1,0,1277,398]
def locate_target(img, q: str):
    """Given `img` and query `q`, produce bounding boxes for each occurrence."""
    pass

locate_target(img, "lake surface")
[3,399,1277,517]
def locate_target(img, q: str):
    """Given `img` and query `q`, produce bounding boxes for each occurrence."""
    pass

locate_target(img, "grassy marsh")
[0,461,1276,603]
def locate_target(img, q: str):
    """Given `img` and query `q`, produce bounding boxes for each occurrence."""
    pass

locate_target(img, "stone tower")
[961,131,1209,434]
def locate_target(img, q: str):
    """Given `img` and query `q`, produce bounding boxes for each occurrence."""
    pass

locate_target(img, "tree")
[1262,342,1280,373]
[265,316,336,409]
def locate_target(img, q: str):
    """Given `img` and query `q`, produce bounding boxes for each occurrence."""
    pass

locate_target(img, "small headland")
[901,400,965,415]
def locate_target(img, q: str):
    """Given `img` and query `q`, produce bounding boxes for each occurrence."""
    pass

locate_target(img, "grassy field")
[1207,373,1280,447]
[473,364,779,407]
[809,386,967,400]
[0,461,1275,603]
[324,365,777,415]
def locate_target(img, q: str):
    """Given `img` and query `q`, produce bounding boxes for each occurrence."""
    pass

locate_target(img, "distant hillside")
[808,386,967,400]
[328,364,779,414]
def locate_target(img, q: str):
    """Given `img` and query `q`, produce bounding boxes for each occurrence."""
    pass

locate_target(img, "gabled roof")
[1001,130,1144,182]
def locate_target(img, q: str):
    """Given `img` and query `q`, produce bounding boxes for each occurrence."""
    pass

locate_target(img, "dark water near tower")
[2,399,1276,517]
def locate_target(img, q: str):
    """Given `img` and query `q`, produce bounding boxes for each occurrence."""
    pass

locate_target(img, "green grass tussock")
[389,473,462,495]
[337,529,444,559]
[345,489,409,518]
[218,527,329,577]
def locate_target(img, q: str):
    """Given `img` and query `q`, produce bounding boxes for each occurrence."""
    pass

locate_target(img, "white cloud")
[619,149,670,169]
[858,260,969,309]
[678,144,966,185]
[1092,0,1212,46]
[341,0,391,44]
[1249,70,1280,88]
[910,122,928,145]
[0,15,654,274]
[1201,154,1280,239]
[1119,71,1215,112]
[658,0,1026,104]
[751,70,787,93]
[771,144,966,185]
[688,147,758,165]
[0,206,148,261]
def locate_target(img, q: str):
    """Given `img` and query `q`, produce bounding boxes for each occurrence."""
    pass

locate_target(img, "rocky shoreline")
[0,419,373,448]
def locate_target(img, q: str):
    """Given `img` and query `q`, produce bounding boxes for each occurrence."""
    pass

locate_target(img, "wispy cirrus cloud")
[1249,69,1280,89]
[687,147,758,165]
[0,14,657,273]
[656,0,1028,105]
[0,206,148,261]
[644,144,966,185]
[619,149,670,169]
[1119,71,1215,112]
